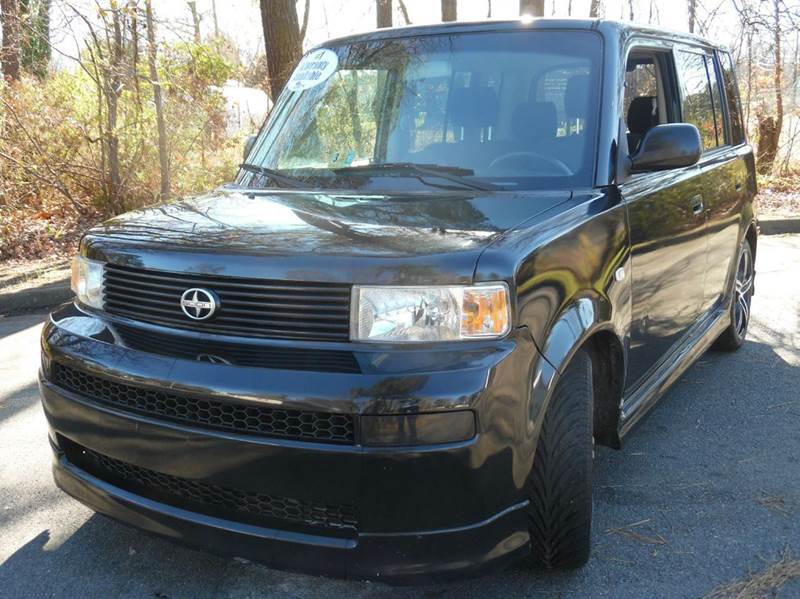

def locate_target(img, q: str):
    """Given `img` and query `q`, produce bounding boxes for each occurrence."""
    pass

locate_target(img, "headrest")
[564,75,591,119]
[627,96,659,135]
[448,87,499,129]
[511,101,558,140]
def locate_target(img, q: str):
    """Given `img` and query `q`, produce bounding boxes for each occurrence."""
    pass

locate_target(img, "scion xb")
[40,18,757,581]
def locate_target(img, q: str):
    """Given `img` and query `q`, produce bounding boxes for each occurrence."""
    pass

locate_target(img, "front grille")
[52,363,355,444]
[61,438,358,532]
[103,263,352,342]
[112,323,361,373]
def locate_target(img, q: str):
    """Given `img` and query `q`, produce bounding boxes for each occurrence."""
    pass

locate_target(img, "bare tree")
[211,0,219,37]
[299,0,310,39]
[377,0,392,28]
[1,0,21,81]
[398,0,411,25]
[627,0,634,20]
[259,0,304,100]
[756,0,784,174]
[144,0,169,200]
[20,0,51,78]
[589,0,602,18]
[520,0,544,16]
[186,1,201,43]
[487,0,492,18]
[441,0,456,21]
[109,7,124,210]
[688,0,697,33]
[793,31,799,106]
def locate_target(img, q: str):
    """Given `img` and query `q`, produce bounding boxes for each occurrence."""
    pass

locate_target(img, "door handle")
[690,195,704,216]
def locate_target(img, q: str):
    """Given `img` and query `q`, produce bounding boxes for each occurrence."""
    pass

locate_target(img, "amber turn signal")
[461,284,510,338]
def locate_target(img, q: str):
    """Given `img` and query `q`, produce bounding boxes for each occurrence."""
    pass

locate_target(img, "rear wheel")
[525,349,593,570]
[714,240,754,351]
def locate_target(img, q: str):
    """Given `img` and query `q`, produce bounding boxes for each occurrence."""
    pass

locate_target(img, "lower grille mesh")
[63,438,357,531]
[52,363,355,444]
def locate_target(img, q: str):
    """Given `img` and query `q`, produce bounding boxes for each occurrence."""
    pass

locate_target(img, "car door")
[701,50,752,313]
[620,45,709,392]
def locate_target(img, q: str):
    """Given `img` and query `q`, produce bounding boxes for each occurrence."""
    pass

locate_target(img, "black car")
[40,18,757,582]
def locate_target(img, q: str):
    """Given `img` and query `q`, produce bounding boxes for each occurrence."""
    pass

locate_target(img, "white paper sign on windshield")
[286,49,339,92]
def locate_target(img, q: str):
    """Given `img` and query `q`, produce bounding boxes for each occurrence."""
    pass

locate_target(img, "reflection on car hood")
[83,188,572,285]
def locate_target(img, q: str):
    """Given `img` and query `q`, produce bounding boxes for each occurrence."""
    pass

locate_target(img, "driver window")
[624,51,667,154]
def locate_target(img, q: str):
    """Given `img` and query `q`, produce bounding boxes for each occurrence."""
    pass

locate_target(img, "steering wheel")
[489,151,572,176]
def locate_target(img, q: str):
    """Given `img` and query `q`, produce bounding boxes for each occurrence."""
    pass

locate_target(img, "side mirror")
[631,123,702,172]
[243,135,257,162]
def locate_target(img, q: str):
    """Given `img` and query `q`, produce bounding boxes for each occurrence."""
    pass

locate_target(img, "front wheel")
[525,348,593,569]
[714,240,754,351]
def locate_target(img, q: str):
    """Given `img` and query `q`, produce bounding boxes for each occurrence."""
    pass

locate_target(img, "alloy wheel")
[733,243,754,340]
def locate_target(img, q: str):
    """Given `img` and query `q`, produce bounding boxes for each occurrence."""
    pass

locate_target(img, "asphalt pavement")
[1,235,798,598]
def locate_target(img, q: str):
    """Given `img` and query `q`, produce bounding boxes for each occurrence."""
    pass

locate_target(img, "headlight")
[351,283,510,342]
[70,255,104,310]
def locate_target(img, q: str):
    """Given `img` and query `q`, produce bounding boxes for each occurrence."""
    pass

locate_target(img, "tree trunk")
[627,0,634,20]
[756,0,783,174]
[187,1,201,43]
[211,0,219,37]
[398,0,411,25]
[376,0,392,28]
[145,0,170,201]
[745,29,753,126]
[299,0,310,39]
[106,5,124,212]
[589,0,602,18]
[441,0,456,21]
[793,32,798,107]
[260,0,303,100]
[687,0,696,33]
[520,0,544,16]
[487,0,491,18]
[1,0,21,81]
[20,0,50,78]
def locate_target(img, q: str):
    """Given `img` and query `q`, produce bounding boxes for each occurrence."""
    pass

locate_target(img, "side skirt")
[618,306,730,439]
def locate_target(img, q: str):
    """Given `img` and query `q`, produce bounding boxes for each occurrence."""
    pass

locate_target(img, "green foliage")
[0,39,243,261]
[160,39,237,96]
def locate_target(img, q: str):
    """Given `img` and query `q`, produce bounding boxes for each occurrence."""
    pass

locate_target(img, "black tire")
[714,239,754,352]
[525,348,593,570]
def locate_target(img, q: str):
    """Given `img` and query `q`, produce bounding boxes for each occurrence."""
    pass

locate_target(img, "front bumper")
[39,304,542,582]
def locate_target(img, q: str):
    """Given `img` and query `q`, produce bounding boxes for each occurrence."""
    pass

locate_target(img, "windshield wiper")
[239,163,308,189]
[332,162,500,191]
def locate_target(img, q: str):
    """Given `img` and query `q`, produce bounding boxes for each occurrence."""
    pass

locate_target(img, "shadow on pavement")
[0,313,47,341]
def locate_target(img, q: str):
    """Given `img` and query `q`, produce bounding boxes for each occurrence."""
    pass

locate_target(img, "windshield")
[238,30,602,192]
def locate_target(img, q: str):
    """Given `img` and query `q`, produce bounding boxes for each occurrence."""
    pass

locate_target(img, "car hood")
[83,188,572,285]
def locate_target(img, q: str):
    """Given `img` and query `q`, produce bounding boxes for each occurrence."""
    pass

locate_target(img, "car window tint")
[719,51,746,144]
[676,50,719,151]
[248,31,603,190]
[623,56,659,123]
[274,69,387,169]
[708,56,726,145]
[535,65,591,137]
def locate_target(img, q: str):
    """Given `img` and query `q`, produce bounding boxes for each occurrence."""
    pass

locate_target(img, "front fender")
[476,190,632,449]
[538,295,612,375]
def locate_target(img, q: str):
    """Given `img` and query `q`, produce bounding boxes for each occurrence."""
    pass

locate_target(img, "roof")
[315,17,725,53]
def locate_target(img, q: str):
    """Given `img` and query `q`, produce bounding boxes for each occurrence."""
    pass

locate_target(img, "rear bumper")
[39,304,542,582]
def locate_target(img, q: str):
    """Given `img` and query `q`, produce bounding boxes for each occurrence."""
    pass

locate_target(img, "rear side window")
[675,50,721,151]
[719,51,746,144]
